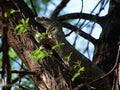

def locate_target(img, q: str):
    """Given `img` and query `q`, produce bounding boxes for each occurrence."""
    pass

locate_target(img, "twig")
[73,0,84,47]
[65,30,73,37]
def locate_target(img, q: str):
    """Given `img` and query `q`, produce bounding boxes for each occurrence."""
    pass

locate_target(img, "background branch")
[62,22,97,45]
[1,4,11,89]
[30,0,37,16]
[51,0,70,18]
[58,13,105,26]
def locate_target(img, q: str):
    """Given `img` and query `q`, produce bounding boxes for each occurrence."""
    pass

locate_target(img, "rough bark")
[93,0,120,89]
[0,0,119,90]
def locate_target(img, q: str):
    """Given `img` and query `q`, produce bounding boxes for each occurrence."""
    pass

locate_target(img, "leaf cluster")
[30,47,52,61]
[14,18,29,35]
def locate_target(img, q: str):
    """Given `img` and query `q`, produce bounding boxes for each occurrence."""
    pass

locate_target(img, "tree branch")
[11,0,45,33]
[51,0,70,18]
[1,3,11,89]
[62,22,97,45]
[58,13,105,26]
[30,0,37,16]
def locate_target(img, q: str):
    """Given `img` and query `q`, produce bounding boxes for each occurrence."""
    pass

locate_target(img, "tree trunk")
[93,0,120,89]
[1,0,120,90]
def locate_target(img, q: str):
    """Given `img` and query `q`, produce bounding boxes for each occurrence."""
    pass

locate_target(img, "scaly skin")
[34,17,103,74]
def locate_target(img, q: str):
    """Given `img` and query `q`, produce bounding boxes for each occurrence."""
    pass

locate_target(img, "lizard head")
[35,17,62,37]
[35,17,63,38]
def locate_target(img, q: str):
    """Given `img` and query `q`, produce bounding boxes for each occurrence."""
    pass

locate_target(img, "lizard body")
[34,17,104,77]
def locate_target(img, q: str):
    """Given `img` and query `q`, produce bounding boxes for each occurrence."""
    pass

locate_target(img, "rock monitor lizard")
[34,16,105,77]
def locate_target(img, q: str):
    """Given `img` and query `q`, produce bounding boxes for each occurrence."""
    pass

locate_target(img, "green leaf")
[52,43,65,50]
[72,61,85,81]
[10,9,16,14]
[79,67,85,71]
[25,18,29,24]
[71,72,80,81]
[8,48,17,58]
[17,27,26,35]
[30,48,52,61]
[14,18,29,34]
[39,32,47,40]
[37,50,47,60]
[65,52,72,62]
[31,48,40,56]
[34,32,47,43]
[30,48,40,61]
[21,19,25,24]
[14,24,23,31]
[4,12,8,18]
